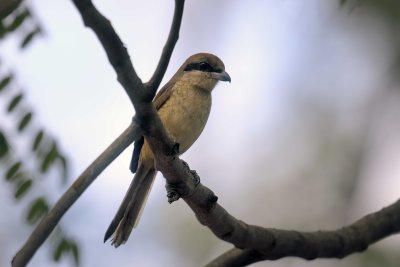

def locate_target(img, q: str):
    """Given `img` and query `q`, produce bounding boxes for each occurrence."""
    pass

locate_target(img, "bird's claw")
[166,161,200,203]
[167,189,180,203]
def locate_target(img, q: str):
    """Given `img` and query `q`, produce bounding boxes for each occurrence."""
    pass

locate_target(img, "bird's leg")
[170,142,180,156]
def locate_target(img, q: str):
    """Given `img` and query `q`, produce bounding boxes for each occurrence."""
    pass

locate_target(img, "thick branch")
[71,0,148,106]
[12,123,141,267]
[145,0,184,95]
[204,198,400,266]
[144,144,400,266]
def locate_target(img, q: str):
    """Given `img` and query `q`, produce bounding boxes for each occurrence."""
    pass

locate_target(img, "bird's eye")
[198,62,212,72]
[183,62,213,72]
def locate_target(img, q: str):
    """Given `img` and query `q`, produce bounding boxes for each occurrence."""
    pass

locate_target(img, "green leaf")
[27,197,49,225]
[18,112,33,132]
[5,161,21,181]
[0,1,25,21]
[58,155,69,184]
[7,93,23,112]
[7,10,30,32]
[0,74,13,92]
[14,179,32,199]
[52,238,80,266]
[69,241,80,266]
[20,28,40,49]
[32,130,44,151]
[0,21,6,38]
[0,131,9,158]
[40,142,58,173]
[53,239,70,262]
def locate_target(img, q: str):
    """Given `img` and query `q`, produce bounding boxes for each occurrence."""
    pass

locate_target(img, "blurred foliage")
[53,238,80,266]
[360,248,400,267]
[0,0,42,47]
[341,0,400,21]
[0,2,80,266]
[341,0,400,78]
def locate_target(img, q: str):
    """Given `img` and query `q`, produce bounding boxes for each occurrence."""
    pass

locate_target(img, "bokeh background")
[1,0,400,266]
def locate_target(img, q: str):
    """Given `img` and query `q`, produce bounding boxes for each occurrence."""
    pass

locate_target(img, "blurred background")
[1,0,400,266]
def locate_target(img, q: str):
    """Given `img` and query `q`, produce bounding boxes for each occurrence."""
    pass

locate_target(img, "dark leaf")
[20,28,40,49]
[7,93,23,112]
[0,74,13,92]
[14,179,32,199]
[0,0,25,20]
[58,155,69,184]
[53,239,70,262]
[5,161,21,181]
[7,9,30,32]
[18,111,33,132]
[0,131,9,158]
[40,142,58,173]
[32,130,44,151]
[0,21,6,38]
[69,241,80,266]
[27,197,49,225]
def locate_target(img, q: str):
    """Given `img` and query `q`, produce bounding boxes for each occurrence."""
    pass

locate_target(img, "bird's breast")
[158,83,212,154]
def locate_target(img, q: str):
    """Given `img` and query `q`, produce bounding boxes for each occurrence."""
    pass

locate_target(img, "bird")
[104,53,231,247]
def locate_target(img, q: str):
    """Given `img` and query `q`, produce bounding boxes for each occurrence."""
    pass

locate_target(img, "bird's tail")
[104,164,157,247]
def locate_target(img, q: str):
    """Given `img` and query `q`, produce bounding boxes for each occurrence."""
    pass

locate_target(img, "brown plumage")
[104,53,231,247]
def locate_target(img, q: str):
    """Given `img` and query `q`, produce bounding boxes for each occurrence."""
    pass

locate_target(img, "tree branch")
[71,0,148,106]
[145,0,184,95]
[205,248,265,267]
[12,123,141,267]
[141,146,400,266]
[204,198,400,266]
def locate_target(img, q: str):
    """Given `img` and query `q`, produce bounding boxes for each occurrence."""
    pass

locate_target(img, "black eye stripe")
[184,61,214,72]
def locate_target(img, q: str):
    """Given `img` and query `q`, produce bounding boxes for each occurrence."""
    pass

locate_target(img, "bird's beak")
[212,70,231,83]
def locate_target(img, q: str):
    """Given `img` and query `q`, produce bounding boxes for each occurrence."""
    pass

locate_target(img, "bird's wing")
[129,79,176,173]
[153,78,175,110]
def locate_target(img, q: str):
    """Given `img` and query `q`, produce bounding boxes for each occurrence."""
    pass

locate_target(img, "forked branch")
[12,0,185,266]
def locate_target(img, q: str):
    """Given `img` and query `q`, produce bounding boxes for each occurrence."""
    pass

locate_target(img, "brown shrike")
[104,53,231,247]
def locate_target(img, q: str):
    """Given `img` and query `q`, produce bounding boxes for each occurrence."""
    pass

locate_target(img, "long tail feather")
[104,165,157,246]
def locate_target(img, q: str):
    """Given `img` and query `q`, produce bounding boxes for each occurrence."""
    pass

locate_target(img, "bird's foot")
[166,188,180,203]
[165,161,201,203]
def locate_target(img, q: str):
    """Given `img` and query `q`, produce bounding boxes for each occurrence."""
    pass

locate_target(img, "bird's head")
[178,53,231,92]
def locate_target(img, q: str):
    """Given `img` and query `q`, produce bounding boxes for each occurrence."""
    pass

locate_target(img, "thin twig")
[145,0,185,95]
[12,123,141,267]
